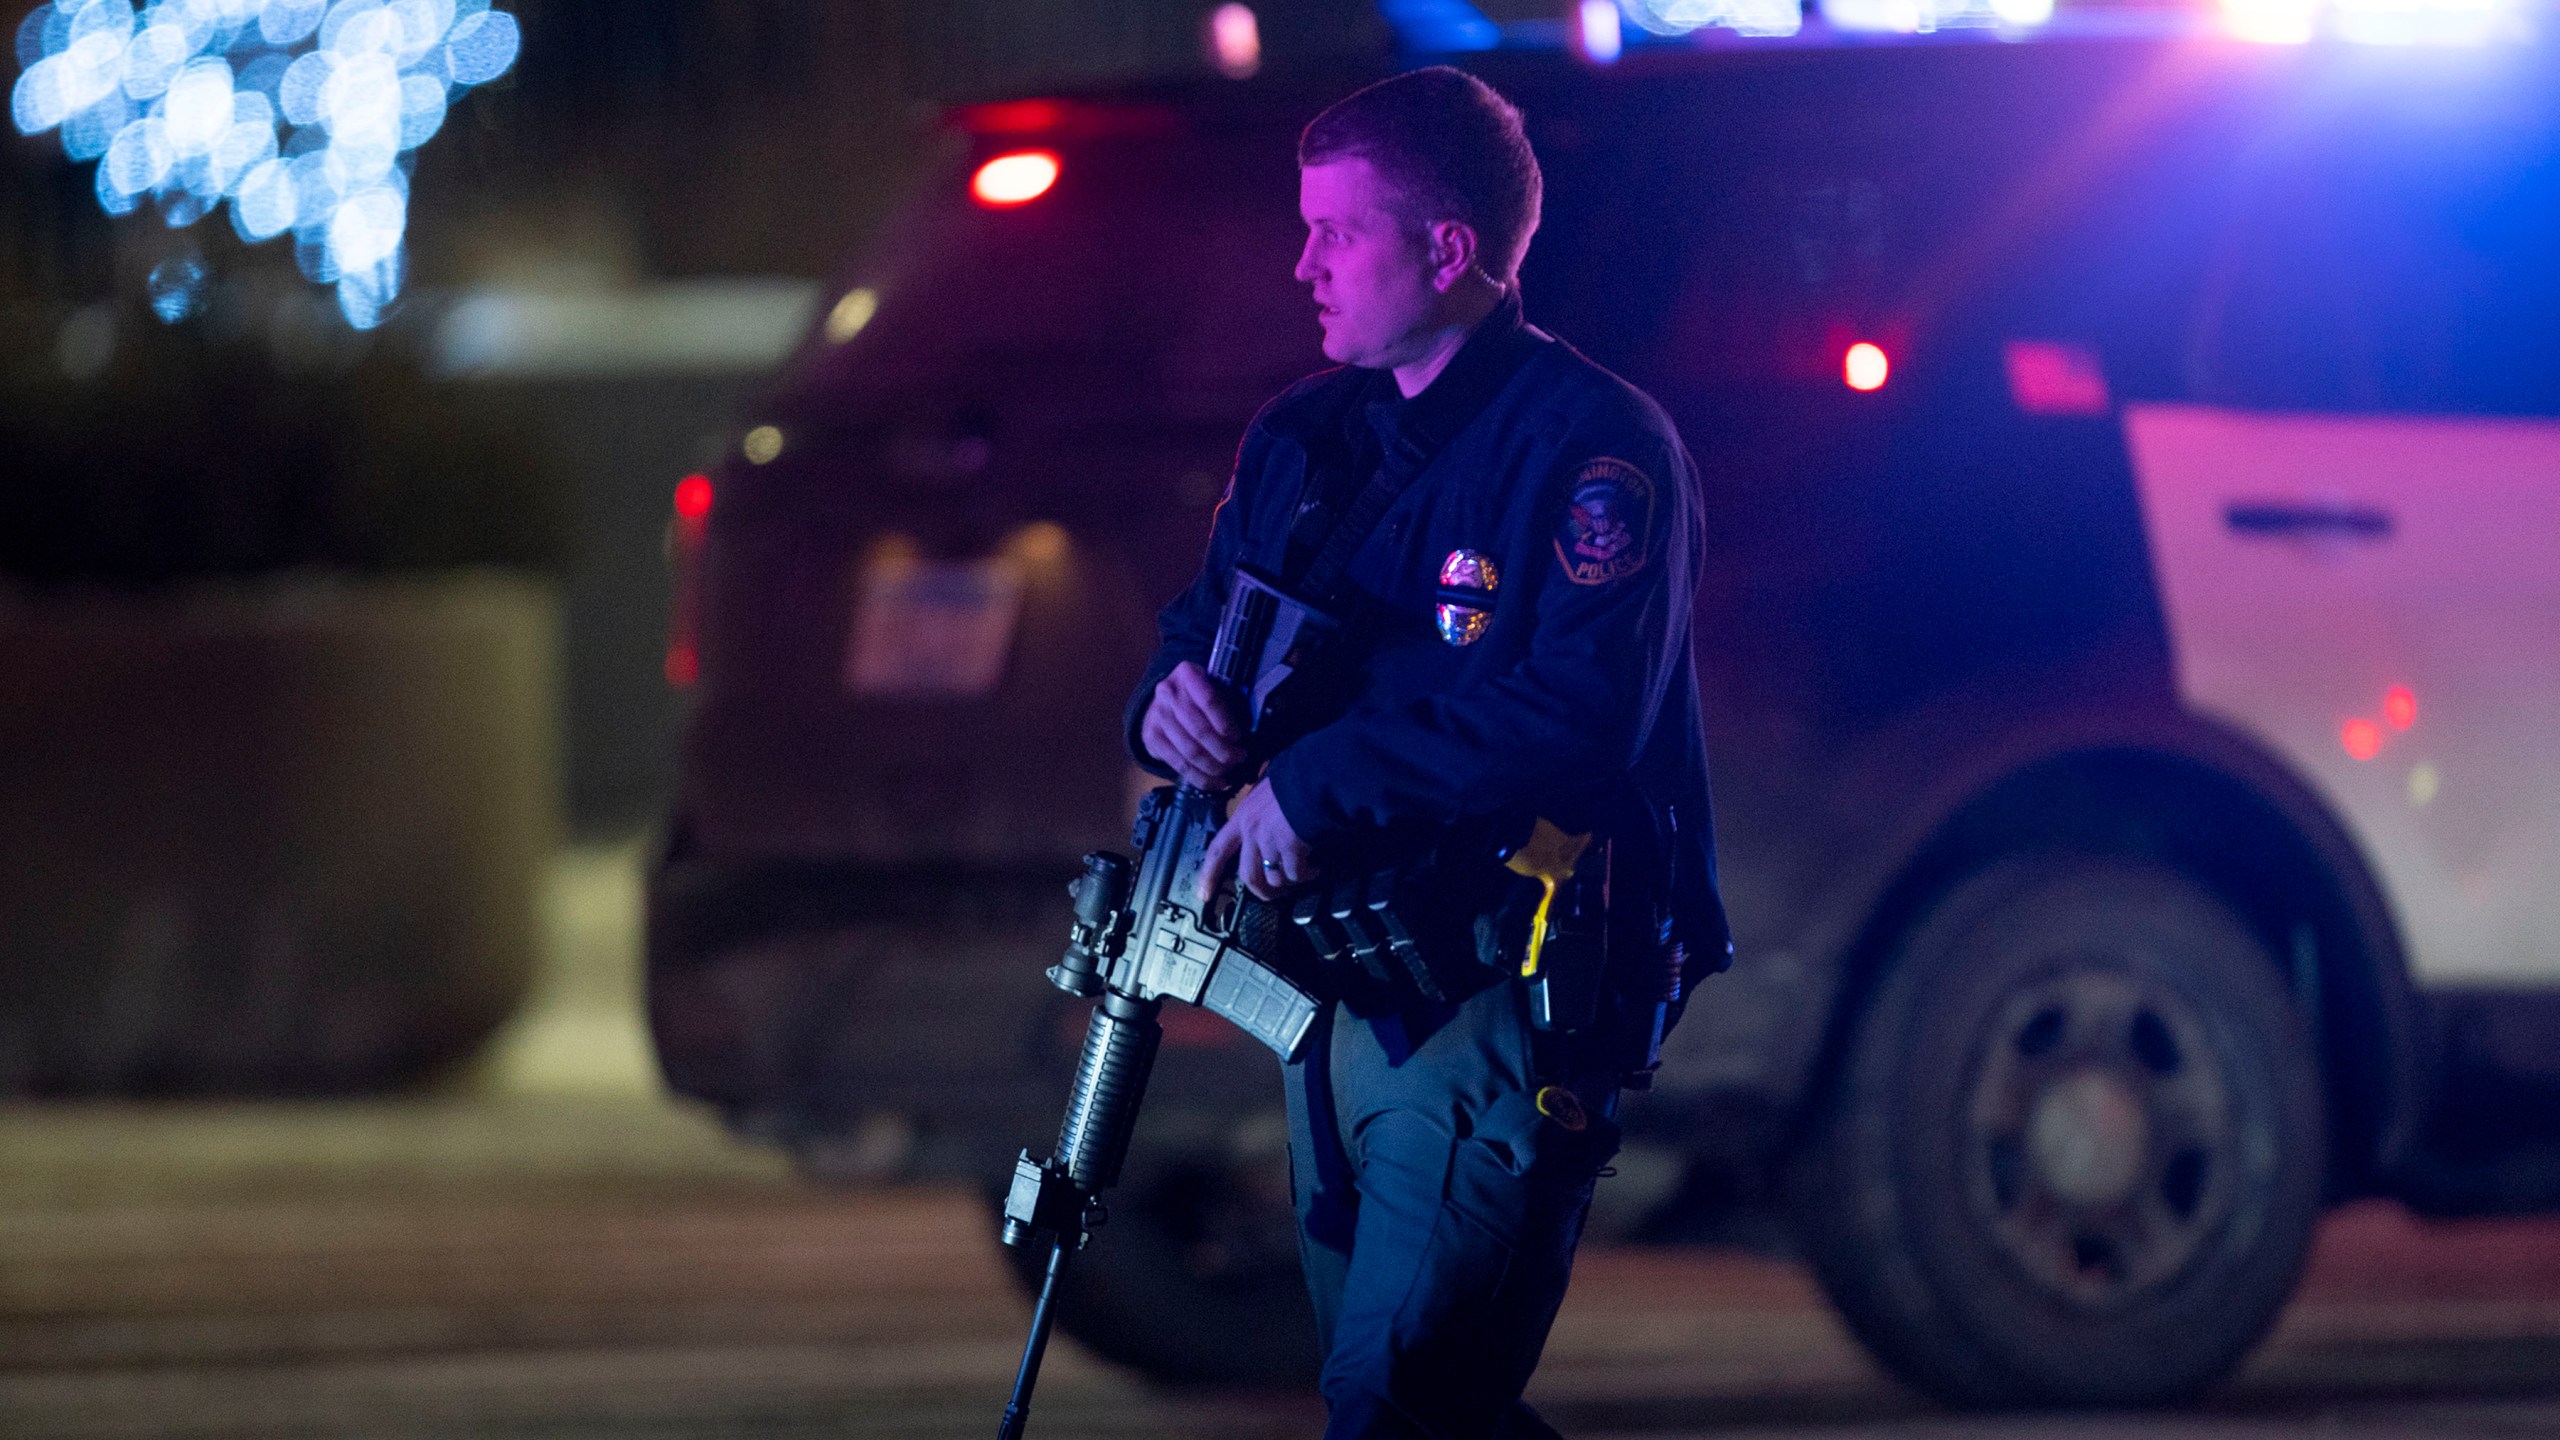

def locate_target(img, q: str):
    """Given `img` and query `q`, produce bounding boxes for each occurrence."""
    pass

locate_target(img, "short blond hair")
[1299,67,1543,286]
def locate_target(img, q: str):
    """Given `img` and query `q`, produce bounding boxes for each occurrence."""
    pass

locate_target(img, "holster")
[1287,823,1691,1088]
[1490,829,1688,1089]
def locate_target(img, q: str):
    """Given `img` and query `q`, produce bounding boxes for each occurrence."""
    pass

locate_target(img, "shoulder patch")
[1553,457,1655,586]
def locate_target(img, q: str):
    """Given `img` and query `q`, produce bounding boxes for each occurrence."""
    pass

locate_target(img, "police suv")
[647,31,2560,1409]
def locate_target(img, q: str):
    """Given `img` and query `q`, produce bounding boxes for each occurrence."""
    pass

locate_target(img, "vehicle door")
[2126,73,2560,986]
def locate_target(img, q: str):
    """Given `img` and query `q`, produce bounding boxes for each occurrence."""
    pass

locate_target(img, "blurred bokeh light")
[12,0,522,329]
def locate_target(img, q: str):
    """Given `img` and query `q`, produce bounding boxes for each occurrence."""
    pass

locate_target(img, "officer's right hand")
[1142,661,1250,790]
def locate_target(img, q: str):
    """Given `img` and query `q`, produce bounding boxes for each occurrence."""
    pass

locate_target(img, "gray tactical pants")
[1283,978,1621,1439]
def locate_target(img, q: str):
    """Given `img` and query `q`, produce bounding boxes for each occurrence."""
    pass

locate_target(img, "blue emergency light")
[1380,0,2544,54]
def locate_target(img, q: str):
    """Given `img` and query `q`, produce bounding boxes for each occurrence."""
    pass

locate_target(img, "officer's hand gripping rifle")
[994,567,1332,1440]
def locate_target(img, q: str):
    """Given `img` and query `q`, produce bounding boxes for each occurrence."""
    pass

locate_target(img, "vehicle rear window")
[786,121,1320,430]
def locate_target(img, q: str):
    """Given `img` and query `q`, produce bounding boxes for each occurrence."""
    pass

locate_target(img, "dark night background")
[5,6,2560,1436]
[0,0,1382,835]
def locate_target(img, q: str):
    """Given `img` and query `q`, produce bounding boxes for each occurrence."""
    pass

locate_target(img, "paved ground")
[1,848,2554,1439]
[3,1098,2558,1439]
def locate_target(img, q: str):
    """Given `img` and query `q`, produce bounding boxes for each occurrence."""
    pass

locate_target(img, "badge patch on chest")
[1435,549,1500,646]
[1554,458,1654,587]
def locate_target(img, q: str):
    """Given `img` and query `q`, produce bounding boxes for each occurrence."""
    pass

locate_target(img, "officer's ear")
[1423,219,1482,294]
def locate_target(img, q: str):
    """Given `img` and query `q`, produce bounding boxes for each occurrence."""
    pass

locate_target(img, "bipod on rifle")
[995,988,1164,1440]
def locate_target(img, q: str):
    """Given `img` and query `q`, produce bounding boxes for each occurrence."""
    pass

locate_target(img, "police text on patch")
[1553,458,1654,586]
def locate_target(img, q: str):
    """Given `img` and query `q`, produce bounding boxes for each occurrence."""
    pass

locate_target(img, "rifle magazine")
[1200,954,1322,1062]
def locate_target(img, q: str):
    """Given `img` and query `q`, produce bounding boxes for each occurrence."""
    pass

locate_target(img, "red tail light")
[668,474,711,689]
[973,151,1060,207]
[1844,342,1890,392]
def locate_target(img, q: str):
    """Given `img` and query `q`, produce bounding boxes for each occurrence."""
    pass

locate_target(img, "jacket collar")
[1262,288,1543,453]
[1368,287,1537,462]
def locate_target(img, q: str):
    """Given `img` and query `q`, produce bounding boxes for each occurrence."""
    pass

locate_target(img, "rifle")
[994,566,1333,1440]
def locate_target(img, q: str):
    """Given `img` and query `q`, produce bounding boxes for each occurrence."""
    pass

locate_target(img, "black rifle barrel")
[996,1239,1071,1440]
[996,984,1169,1438]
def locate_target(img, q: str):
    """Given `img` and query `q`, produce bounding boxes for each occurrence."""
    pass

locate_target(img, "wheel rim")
[1962,958,2237,1309]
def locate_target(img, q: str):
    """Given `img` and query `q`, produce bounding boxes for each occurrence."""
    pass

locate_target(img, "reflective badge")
[1435,548,1501,646]
[1554,457,1655,586]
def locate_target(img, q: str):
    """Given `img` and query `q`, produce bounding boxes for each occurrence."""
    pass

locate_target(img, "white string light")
[1620,0,1806,38]
[13,0,520,330]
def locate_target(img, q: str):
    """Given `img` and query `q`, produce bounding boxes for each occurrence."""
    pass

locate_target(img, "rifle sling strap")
[1284,330,1543,605]
[1295,442,1417,602]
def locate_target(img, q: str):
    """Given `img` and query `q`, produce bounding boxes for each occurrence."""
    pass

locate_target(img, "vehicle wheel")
[1796,857,2324,1408]
[993,1129,1319,1387]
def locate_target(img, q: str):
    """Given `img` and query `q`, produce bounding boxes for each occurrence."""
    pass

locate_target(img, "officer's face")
[1296,158,1442,371]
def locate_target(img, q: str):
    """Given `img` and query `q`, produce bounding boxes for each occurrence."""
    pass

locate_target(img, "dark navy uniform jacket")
[1128,290,1731,972]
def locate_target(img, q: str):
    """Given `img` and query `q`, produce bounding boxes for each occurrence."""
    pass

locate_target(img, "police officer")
[1129,67,1727,1439]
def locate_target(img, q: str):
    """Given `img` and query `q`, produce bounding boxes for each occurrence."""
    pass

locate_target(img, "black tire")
[994,1130,1320,1387]
[1796,857,2325,1408]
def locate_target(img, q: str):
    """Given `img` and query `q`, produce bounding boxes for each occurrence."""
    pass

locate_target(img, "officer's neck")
[1388,281,1506,399]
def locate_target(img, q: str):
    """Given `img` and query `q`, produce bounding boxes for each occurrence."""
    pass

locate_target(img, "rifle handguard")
[1053,991,1161,1194]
